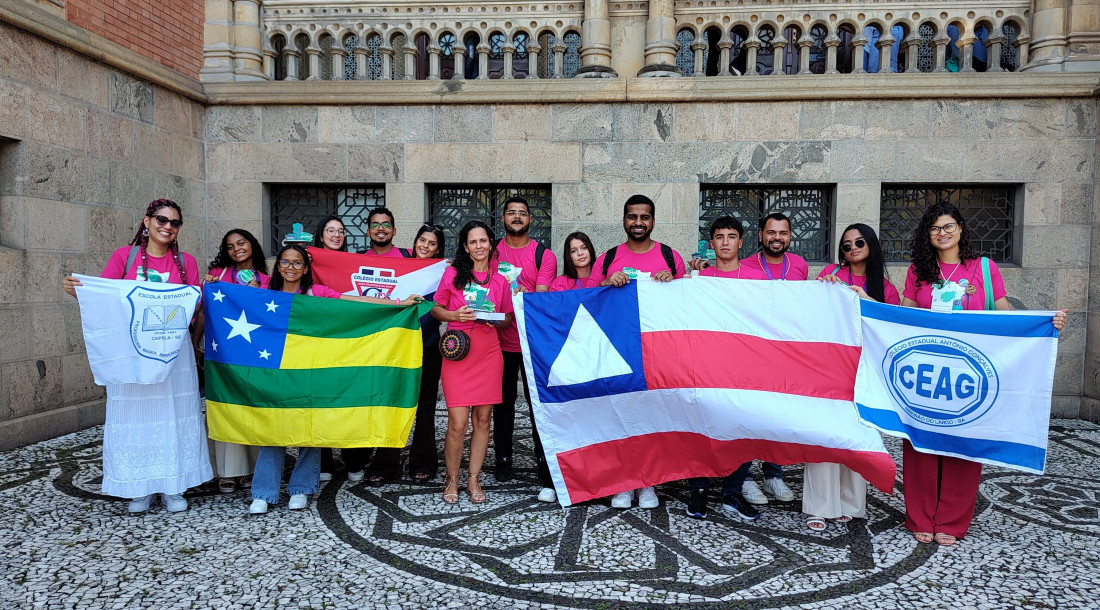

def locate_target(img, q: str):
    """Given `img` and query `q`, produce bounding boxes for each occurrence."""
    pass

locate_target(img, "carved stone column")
[453,44,467,79]
[201,0,235,81]
[877,30,896,73]
[354,38,370,80]
[552,42,567,77]
[231,0,266,80]
[770,34,787,75]
[502,43,516,79]
[379,44,394,80]
[527,42,542,79]
[717,37,733,75]
[1066,0,1100,70]
[331,44,347,80]
[797,32,813,74]
[903,33,920,72]
[958,35,976,72]
[850,29,868,74]
[428,44,442,79]
[285,47,301,80]
[638,0,680,76]
[403,41,418,80]
[305,43,323,80]
[477,42,491,79]
[932,30,949,72]
[262,34,278,80]
[577,0,617,77]
[1025,0,1069,70]
[743,37,760,75]
[691,38,706,76]
[824,33,839,74]
[986,31,1004,72]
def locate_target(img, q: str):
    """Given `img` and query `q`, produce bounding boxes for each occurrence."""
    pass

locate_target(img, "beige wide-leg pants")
[802,462,867,519]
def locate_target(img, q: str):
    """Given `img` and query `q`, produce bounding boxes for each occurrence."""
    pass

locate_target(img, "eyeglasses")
[505,210,529,218]
[151,214,183,229]
[324,228,346,236]
[929,223,959,235]
[421,223,443,231]
[840,238,866,253]
[369,222,392,230]
[278,259,305,269]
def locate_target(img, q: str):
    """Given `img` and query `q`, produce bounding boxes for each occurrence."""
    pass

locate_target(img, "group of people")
[61,193,1066,548]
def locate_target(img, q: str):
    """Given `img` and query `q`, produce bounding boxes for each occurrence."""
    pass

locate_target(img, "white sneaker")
[537,487,557,503]
[248,499,269,514]
[741,480,768,505]
[288,494,308,510]
[610,489,634,509]
[763,477,795,502]
[319,472,333,482]
[161,493,188,513]
[347,470,365,483]
[128,494,154,514]
[637,486,659,509]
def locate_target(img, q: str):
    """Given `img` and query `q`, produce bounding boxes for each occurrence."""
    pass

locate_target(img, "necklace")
[939,260,962,283]
[759,252,789,281]
[469,268,492,285]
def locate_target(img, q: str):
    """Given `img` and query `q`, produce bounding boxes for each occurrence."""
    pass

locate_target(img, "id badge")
[930,281,962,312]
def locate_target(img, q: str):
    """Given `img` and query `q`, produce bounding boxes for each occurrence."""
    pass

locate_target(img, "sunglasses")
[421,223,444,232]
[369,222,393,230]
[151,214,183,229]
[840,238,866,253]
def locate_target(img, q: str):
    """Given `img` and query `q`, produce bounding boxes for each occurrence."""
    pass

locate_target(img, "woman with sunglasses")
[899,202,1066,546]
[549,232,599,291]
[803,224,898,532]
[431,221,514,504]
[370,224,447,484]
[249,244,421,515]
[62,199,212,514]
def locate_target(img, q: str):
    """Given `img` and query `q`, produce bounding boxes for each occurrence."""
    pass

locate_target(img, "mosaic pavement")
[2,407,1098,609]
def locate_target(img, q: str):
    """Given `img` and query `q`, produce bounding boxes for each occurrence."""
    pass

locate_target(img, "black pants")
[495,350,552,487]
[374,346,442,477]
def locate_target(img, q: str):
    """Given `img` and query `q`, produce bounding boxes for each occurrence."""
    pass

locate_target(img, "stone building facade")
[0,0,1097,449]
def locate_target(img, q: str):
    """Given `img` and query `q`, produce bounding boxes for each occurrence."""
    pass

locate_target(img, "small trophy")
[283,222,314,245]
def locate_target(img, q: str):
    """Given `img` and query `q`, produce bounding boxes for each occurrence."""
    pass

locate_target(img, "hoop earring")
[142,228,149,237]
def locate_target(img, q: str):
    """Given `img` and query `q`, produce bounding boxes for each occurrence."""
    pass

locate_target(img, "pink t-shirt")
[737,252,810,281]
[589,241,687,285]
[434,266,515,334]
[305,283,342,299]
[902,259,1006,311]
[549,274,600,292]
[102,245,200,285]
[698,265,769,280]
[496,239,557,352]
[207,266,271,289]
[818,264,901,305]
[365,246,407,258]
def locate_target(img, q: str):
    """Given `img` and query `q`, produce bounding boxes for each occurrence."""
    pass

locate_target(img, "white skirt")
[801,462,868,520]
[101,344,213,498]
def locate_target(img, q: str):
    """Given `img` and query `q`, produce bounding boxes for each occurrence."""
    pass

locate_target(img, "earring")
[142,228,149,237]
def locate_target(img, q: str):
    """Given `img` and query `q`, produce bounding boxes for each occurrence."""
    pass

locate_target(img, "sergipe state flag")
[203,281,433,447]
[854,301,1059,474]
[308,247,447,301]
[516,278,897,506]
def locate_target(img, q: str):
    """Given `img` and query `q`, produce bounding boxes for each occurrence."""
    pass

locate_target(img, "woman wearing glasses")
[249,244,421,514]
[899,202,1066,546]
[62,199,212,514]
[803,224,898,532]
[313,216,349,252]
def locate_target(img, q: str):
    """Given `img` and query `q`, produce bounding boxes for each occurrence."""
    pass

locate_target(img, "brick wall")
[65,0,203,79]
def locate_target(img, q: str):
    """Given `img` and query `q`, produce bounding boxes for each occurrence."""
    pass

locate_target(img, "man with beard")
[359,207,413,258]
[493,196,559,502]
[589,194,687,509]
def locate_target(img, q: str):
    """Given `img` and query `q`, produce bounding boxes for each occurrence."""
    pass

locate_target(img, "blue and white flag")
[854,300,1059,474]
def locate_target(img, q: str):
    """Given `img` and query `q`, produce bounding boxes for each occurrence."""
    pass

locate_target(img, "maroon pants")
[902,440,983,538]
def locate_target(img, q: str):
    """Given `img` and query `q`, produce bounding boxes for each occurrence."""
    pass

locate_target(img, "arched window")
[675,28,696,75]
[916,23,936,72]
[365,33,383,80]
[464,33,480,79]
[318,33,334,80]
[756,26,775,75]
[487,31,506,78]
[295,33,311,80]
[892,25,909,72]
[973,25,990,72]
[862,25,882,73]
[808,25,827,74]
[514,32,531,78]
[439,32,457,79]
[837,25,855,73]
[562,31,582,77]
[782,26,800,74]
[343,35,358,80]
[391,33,407,79]
[415,32,430,80]
[730,26,749,75]
[1001,22,1021,72]
[537,32,554,77]
[946,24,961,72]
[703,26,721,75]
[272,34,287,81]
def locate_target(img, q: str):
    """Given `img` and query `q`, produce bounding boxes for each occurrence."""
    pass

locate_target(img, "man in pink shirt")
[360,207,413,258]
[493,196,558,502]
[689,215,768,280]
[738,212,809,281]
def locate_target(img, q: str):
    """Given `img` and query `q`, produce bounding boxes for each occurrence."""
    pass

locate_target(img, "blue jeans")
[690,461,784,497]
[251,447,322,504]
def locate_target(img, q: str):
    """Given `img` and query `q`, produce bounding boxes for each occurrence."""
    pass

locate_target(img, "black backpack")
[601,243,677,276]
[497,239,548,272]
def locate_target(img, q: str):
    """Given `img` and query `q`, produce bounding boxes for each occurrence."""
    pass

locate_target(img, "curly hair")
[910,201,977,288]
[129,199,187,282]
[451,220,497,290]
[208,228,269,276]
[268,244,313,294]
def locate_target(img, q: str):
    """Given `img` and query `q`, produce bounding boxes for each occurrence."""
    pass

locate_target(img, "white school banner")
[854,300,1059,474]
[74,274,201,386]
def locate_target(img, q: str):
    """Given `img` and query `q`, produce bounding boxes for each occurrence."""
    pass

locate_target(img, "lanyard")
[759,252,789,281]
[576,277,582,290]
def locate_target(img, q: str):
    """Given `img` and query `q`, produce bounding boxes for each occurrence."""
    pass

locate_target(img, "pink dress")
[434,266,514,408]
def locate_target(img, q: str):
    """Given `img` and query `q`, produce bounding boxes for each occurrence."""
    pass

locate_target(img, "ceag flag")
[204,281,433,447]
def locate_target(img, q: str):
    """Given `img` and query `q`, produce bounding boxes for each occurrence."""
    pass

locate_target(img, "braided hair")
[910,201,977,288]
[129,199,186,282]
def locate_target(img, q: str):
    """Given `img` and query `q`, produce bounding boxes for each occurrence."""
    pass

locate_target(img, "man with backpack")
[493,196,558,502]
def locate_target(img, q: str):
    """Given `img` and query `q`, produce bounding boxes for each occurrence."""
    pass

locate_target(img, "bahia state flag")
[308,246,447,301]
[203,281,433,448]
[516,278,897,506]
[854,301,1059,474]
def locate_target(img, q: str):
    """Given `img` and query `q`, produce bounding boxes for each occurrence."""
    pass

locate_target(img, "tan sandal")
[467,471,487,504]
[934,533,957,546]
[913,532,934,544]
[441,474,459,504]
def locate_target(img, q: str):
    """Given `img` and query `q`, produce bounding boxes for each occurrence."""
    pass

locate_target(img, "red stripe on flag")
[641,330,860,400]
[556,432,896,504]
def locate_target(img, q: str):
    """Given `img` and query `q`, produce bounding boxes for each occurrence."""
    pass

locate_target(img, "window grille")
[879,185,1016,263]
[562,32,582,77]
[917,24,936,72]
[319,34,334,80]
[809,25,828,74]
[699,185,833,262]
[1001,23,1019,72]
[273,35,287,81]
[756,27,775,75]
[675,29,695,75]
[268,185,385,253]
[343,35,358,80]
[428,185,552,257]
[366,34,383,80]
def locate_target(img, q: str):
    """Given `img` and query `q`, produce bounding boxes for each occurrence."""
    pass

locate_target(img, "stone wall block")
[405,144,465,182]
[672,103,737,142]
[611,104,674,142]
[153,174,205,218]
[375,106,434,143]
[87,207,138,255]
[0,308,30,364]
[384,182,427,226]
[0,196,27,250]
[204,143,234,182]
[492,105,551,141]
[894,140,963,181]
[1084,353,1100,401]
[464,143,525,182]
[1056,311,1087,355]
[1056,269,1090,312]
[582,142,646,183]
[57,50,109,109]
[830,140,895,182]
[1032,139,1094,183]
[799,101,864,140]
[524,143,582,183]
[2,357,63,420]
[650,222,702,260]
[62,352,103,405]
[1053,354,1084,395]
[552,183,617,224]
[551,104,612,142]
[26,89,85,150]
[1065,98,1098,138]
[994,100,1066,138]
[0,23,58,92]
[1050,395,1080,418]
[172,136,205,180]
[642,142,705,182]
[109,72,154,124]
[1060,183,1093,225]
[190,102,205,141]
[347,143,403,182]
[833,183,882,243]
[999,267,1059,310]
[261,106,319,143]
[318,107,376,143]
[1020,225,1092,268]
[205,106,261,143]
[22,146,113,205]
[85,110,134,162]
[0,247,26,304]
[24,252,62,303]
[154,90,193,137]
[704,141,830,183]
[26,199,86,252]
[962,139,1040,182]
[0,78,27,140]
[609,183,699,232]
[289,144,348,182]
[864,101,931,139]
[109,163,155,207]
[551,221,623,263]
[1022,182,1062,226]
[434,105,493,143]
[208,182,263,220]
[133,124,174,173]
[929,100,996,140]
[736,102,800,141]
[32,305,66,359]
[231,143,291,181]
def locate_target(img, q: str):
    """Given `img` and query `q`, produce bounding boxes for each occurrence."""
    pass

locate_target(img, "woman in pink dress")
[431,221,514,504]
[549,231,600,291]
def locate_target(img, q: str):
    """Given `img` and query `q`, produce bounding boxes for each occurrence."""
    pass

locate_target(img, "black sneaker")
[495,457,514,482]
[686,488,708,520]
[720,494,761,521]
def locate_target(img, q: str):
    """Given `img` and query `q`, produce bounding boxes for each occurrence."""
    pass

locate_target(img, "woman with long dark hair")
[430,221,514,504]
[313,216,349,252]
[803,224,900,531]
[549,231,599,291]
[62,199,212,514]
[899,202,1066,546]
